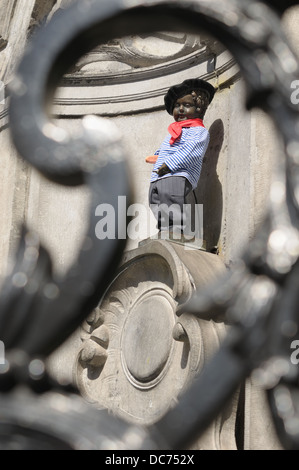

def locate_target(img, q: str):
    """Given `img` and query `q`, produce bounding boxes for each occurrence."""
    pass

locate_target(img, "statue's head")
[164,78,215,120]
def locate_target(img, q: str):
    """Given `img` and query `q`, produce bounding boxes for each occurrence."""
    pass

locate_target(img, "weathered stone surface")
[73,239,238,449]
[1,0,299,450]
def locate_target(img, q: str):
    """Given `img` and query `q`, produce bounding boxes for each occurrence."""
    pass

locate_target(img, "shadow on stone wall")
[191,118,224,252]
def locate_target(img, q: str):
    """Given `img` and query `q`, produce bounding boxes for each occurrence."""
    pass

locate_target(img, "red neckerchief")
[168,118,204,145]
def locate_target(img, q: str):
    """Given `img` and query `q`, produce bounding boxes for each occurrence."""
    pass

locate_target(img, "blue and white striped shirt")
[150,126,210,190]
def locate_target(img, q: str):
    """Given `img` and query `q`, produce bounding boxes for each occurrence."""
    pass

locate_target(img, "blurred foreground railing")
[0,0,299,450]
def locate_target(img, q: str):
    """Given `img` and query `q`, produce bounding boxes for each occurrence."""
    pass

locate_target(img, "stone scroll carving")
[70,33,221,72]
[75,239,238,449]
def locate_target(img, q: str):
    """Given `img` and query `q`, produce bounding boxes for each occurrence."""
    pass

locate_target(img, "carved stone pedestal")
[75,239,238,449]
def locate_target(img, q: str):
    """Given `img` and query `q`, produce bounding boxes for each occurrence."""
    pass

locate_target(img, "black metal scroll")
[2,0,299,450]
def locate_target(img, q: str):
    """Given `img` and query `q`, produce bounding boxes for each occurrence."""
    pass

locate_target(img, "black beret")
[164,78,215,115]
